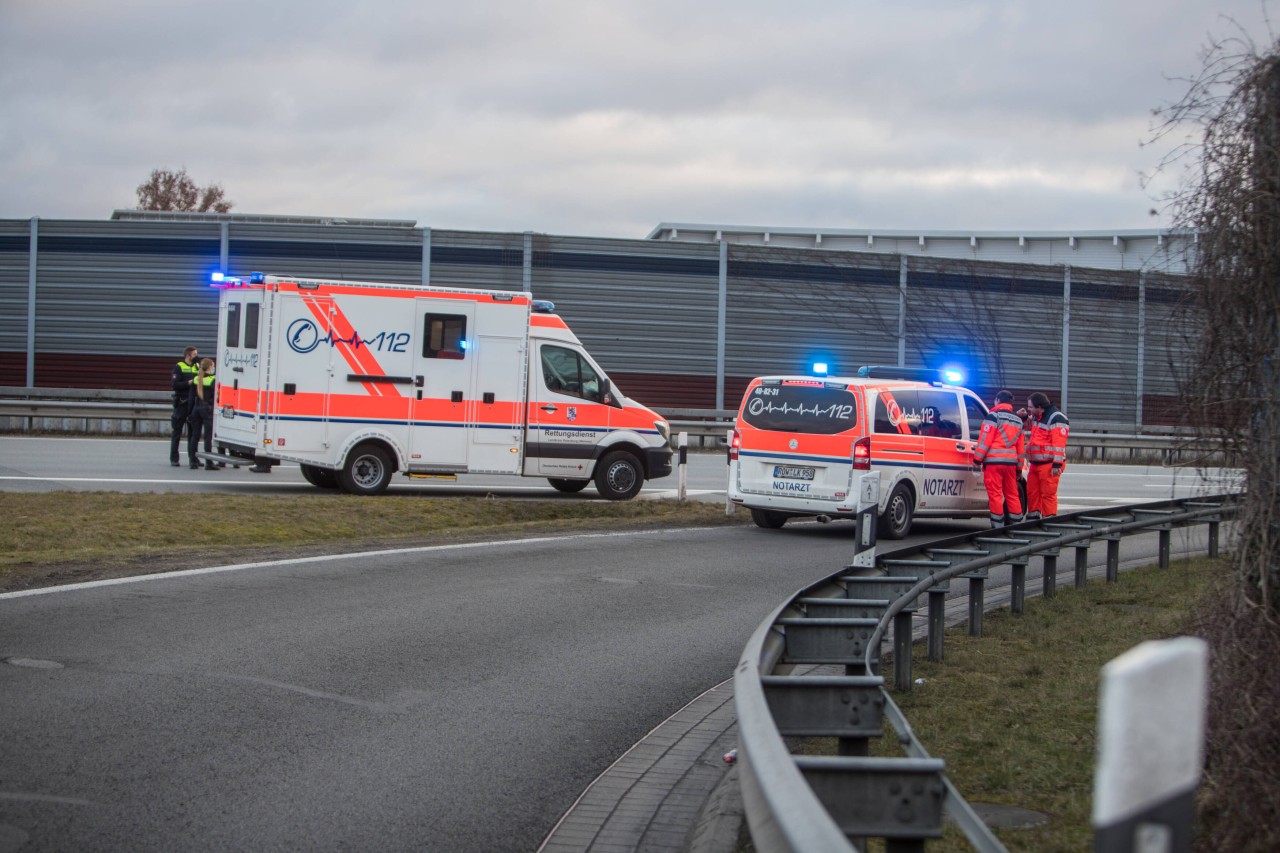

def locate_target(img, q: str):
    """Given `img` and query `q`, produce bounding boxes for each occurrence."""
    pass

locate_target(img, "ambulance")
[207,272,672,498]
[728,366,994,537]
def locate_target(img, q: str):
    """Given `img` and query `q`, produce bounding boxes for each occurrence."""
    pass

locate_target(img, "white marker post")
[1093,637,1208,853]
[677,431,688,502]
[850,473,881,569]
[725,428,735,517]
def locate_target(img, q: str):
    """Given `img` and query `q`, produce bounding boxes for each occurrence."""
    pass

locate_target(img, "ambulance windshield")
[741,382,858,434]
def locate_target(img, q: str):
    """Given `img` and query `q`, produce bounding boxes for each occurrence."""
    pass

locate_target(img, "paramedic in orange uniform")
[972,390,1026,528]
[1018,392,1069,519]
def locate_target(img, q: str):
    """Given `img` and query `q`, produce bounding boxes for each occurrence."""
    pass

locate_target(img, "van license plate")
[773,465,815,481]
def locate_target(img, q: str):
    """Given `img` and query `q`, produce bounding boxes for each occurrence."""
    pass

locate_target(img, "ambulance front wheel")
[877,483,915,539]
[339,444,393,496]
[594,451,643,500]
[548,478,590,493]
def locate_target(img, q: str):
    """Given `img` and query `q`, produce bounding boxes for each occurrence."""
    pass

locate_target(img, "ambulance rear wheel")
[301,464,340,489]
[750,508,788,529]
[548,478,590,493]
[594,451,643,500]
[339,445,393,496]
[877,483,914,539]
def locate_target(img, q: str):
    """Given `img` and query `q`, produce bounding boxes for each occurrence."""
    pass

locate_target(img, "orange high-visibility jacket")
[1026,404,1070,465]
[973,403,1025,466]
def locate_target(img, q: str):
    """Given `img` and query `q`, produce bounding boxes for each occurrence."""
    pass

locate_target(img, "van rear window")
[741,382,858,434]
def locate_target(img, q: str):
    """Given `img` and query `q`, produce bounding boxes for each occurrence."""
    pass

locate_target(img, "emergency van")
[728,366,993,537]
[207,273,672,498]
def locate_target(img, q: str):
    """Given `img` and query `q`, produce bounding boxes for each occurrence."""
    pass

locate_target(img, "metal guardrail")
[0,389,1231,464]
[733,493,1240,852]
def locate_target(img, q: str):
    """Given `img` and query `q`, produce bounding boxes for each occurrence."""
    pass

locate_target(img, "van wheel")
[594,451,643,500]
[548,478,590,493]
[877,483,914,539]
[301,464,340,489]
[339,445,393,496]
[750,508,788,529]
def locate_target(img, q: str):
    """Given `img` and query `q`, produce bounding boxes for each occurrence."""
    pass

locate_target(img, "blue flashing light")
[460,340,470,350]
[812,362,829,376]
[211,272,225,282]
[941,365,966,385]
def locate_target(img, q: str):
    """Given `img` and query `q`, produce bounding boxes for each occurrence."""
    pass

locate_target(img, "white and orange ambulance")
[728,366,993,537]
[208,272,672,498]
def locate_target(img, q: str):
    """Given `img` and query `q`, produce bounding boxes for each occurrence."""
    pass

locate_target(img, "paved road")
[0,437,1239,851]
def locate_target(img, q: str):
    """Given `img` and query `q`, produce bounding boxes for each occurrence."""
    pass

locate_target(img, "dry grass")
[0,492,742,592]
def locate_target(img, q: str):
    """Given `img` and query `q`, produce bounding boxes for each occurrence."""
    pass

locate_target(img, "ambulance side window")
[225,303,241,348]
[875,390,918,435]
[423,314,467,360]
[916,390,963,439]
[963,394,989,441]
[541,345,604,403]
[244,303,260,349]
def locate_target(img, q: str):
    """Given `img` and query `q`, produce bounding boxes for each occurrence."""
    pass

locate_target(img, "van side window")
[424,314,467,359]
[874,390,918,435]
[225,303,241,348]
[916,390,964,439]
[244,303,260,350]
[541,345,604,403]
[963,394,989,441]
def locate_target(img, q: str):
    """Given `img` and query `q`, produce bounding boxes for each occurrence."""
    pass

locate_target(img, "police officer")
[187,358,219,469]
[1018,392,1070,519]
[169,346,199,466]
[973,389,1026,527]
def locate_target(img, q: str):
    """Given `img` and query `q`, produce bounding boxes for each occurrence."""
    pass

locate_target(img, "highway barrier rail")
[733,493,1240,852]
[0,389,1234,464]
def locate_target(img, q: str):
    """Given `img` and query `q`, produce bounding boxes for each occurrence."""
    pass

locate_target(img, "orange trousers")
[982,464,1023,524]
[1026,462,1062,518]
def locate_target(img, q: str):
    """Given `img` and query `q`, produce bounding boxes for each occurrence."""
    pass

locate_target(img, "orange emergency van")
[208,273,672,498]
[728,366,993,537]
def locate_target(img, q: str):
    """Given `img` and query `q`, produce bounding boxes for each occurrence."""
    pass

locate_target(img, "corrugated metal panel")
[531,234,720,381]
[228,221,422,284]
[1141,280,1196,426]
[1066,271,1141,426]
[32,220,223,378]
[726,246,901,381]
[905,257,1063,400]
[0,219,31,361]
[428,230,527,291]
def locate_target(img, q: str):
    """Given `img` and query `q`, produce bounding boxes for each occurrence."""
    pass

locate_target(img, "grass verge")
[0,491,743,592]
[795,556,1224,852]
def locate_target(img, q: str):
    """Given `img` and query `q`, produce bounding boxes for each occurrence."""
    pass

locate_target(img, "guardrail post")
[1158,528,1171,569]
[1075,545,1090,587]
[1106,538,1121,582]
[1011,560,1027,614]
[927,590,945,661]
[1208,520,1219,558]
[966,572,987,637]
[1043,553,1058,598]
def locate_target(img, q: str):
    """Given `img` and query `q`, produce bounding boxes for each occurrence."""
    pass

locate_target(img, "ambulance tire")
[877,483,914,540]
[301,464,340,489]
[339,444,393,496]
[594,450,643,500]
[749,508,788,529]
[548,478,591,493]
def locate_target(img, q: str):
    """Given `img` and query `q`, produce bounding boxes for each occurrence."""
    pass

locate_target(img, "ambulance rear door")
[268,293,343,453]
[215,288,268,450]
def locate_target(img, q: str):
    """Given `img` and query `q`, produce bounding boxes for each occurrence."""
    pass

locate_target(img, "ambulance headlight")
[655,420,670,442]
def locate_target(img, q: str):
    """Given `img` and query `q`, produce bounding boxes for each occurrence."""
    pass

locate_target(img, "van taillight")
[852,437,871,470]
[729,429,741,461]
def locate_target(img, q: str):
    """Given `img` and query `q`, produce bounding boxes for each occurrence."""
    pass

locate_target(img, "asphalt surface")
[0,437,1240,851]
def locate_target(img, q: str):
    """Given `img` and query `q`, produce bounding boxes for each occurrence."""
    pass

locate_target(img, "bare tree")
[1149,21,1280,851]
[135,168,233,213]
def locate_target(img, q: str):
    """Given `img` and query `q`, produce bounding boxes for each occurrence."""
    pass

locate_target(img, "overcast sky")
[1,1,1275,238]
